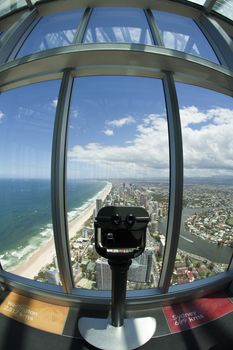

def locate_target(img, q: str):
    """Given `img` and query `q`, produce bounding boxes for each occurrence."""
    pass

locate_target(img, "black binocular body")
[94,206,150,260]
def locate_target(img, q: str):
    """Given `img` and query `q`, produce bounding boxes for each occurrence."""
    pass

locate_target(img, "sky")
[0,76,232,180]
[67,76,168,179]
[0,80,60,178]
[67,76,233,179]
[1,7,231,180]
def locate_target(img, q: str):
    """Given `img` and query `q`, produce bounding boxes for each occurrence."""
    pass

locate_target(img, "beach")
[10,182,112,280]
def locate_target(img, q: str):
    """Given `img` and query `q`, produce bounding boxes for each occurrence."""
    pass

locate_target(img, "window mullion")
[0,9,38,64]
[51,69,74,293]
[198,14,233,69]
[73,7,93,44]
[159,72,183,293]
[204,0,218,13]
[145,9,164,46]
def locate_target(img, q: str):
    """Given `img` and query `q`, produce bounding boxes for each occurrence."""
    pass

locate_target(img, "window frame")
[0,0,232,310]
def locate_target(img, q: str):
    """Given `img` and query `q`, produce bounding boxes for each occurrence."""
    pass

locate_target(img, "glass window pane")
[16,9,84,58]
[171,83,233,286]
[214,0,233,22]
[152,10,219,64]
[0,80,61,285]
[0,0,26,18]
[66,76,169,290]
[83,8,153,45]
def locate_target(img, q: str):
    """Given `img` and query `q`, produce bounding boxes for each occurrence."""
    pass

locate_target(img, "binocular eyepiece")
[94,206,150,259]
[111,213,135,226]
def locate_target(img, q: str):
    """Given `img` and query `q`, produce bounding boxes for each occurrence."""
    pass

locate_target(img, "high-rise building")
[45,268,60,285]
[128,248,154,283]
[96,199,102,214]
[96,258,111,290]
[159,235,166,257]
[140,194,147,208]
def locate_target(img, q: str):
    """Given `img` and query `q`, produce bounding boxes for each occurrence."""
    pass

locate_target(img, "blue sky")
[0,77,232,179]
[68,76,166,147]
[67,77,233,179]
[0,80,60,178]
[67,76,169,179]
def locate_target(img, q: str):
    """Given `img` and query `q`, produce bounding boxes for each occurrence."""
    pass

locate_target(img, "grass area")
[227,217,233,226]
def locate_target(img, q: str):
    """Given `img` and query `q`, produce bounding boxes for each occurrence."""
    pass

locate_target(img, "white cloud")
[71,109,79,119]
[103,129,114,136]
[52,99,58,108]
[17,107,34,119]
[0,111,5,123]
[181,106,233,176]
[107,116,136,128]
[180,106,210,127]
[68,114,169,178]
[68,106,233,178]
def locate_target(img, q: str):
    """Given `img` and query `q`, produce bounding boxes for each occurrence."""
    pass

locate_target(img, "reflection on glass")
[187,0,206,5]
[0,80,61,284]
[213,0,233,22]
[0,0,26,18]
[171,83,233,286]
[152,10,219,63]
[31,0,46,3]
[16,9,84,58]
[83,7,153,45]
[66,76,169,290]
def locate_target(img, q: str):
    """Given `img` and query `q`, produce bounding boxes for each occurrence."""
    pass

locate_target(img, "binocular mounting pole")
[108,258,132,327]
[78,206,156,350]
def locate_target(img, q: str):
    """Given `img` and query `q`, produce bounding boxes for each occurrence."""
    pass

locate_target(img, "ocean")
[0,178,107,270]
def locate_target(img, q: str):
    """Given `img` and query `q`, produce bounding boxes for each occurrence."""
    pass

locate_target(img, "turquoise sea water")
[0,178,106,269]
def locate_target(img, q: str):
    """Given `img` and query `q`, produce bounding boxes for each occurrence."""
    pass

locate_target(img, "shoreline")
[10,181,112,279]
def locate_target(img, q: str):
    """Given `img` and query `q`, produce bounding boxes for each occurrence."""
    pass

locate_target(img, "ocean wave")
[1,181,111,271]
[1,225,53,270]
[67,181,110,223]
[39,224,53,238]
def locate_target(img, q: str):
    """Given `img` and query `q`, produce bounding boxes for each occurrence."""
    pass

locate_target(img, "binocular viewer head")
[94,206,150,259]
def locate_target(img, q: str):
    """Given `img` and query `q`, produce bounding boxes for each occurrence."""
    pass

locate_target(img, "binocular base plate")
[78,316,156,350]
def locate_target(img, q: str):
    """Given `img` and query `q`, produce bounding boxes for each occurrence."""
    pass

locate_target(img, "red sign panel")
[163,292,233,333]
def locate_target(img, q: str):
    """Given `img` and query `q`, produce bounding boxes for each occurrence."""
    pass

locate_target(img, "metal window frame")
[159,73,183,293]
[0,266,232,308]
[0,0,232,308]
[7,6,88,61]
[145,9,163,46]
[204,0,217,12]
[199,13,233,69]
[0,46,231,305]
[74,7,92,44]
[0,9,38,63]
[51,70,74,293]
[7,9,40,61]
[146,5,184,294]
[0,44,232,95]
[196,16,226,65]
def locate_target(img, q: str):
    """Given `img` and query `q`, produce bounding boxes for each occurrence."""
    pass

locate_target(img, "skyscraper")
[96,257,111,290]
[128,248,154,283]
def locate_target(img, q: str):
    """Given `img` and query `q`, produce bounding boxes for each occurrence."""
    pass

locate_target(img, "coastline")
[10,181,112,280]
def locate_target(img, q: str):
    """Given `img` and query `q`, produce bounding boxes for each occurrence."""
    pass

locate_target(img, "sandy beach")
[10,182,112,280]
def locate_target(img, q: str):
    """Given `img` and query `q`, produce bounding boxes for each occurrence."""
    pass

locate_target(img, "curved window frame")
[0,0,232,311]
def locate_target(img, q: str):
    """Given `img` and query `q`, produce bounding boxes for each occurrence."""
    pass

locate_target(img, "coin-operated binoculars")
[79,206,156,350]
